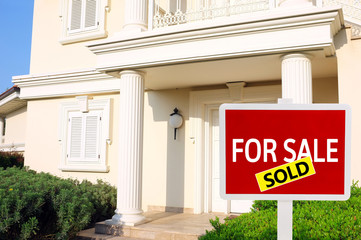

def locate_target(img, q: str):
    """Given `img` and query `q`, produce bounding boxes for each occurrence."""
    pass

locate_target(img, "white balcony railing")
[149,0,361,37]
[150,0,271,29]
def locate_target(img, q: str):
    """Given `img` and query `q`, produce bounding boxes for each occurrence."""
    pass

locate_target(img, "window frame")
[66,110,102,163]
[59,0,109,44]
[59,97,111,172]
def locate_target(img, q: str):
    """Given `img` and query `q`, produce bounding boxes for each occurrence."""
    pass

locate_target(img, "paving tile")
[77,212,230,240]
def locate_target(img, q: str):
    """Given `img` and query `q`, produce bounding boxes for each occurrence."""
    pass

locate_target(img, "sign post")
[219,103,351,239]
[277,98,293,240]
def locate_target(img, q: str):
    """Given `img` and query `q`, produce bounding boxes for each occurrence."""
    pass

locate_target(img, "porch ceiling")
[89,6,342,90]
[140,50,337,90]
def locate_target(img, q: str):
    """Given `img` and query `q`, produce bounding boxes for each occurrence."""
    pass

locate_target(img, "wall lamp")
[169,108,183,140]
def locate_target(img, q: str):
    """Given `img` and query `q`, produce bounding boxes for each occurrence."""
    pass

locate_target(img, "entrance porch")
[77,211,229,239]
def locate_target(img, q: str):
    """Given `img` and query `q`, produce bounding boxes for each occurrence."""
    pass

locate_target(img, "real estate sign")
[220,104,351,201]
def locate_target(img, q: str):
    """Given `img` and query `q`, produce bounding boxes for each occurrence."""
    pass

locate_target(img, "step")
[94,221,199,240]
[76,227,147,240]
[77,212,228,240]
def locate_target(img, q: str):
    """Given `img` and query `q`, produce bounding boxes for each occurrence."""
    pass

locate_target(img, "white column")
[123,0,148,31]
[281,53,312,104]
[111,70,145,226]
[0,118,4,144]
[278,0,313,8]
[279,53,312,240]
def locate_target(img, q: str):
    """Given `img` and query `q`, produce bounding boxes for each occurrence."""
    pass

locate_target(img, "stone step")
[93,221,199,240]
[76,227,147,240]
[77,212,228,240]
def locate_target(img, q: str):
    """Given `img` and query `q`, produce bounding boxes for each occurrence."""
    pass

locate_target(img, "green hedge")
[0,167,116,240]
[0,151,24,169]
[200,182,361,239]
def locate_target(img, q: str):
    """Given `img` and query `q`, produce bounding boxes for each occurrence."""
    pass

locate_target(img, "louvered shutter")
[69,0,82,31]
[84,114,99,160]
[67,111,101,163]
[84,0,97,29]
[69,115,82,158]
[68,0,98,33]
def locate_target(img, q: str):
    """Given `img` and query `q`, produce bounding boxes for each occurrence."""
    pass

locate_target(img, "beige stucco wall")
[313,77,339,103]
[143,88,194,211]
[30,0,125,75]
[24,94,120,185]
[24,89,194,211]
[335,28,361,182]
[3,106,27,145]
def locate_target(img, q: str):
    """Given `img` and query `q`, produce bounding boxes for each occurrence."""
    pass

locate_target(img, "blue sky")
[0,0,34,93]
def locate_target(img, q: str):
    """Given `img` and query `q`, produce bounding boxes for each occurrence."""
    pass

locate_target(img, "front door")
[211,109,253,213]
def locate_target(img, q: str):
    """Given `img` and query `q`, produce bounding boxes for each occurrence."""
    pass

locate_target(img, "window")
[67,111,101,163]
[59,0,109,44]
[59,97,110,172]
[68,0,98,33]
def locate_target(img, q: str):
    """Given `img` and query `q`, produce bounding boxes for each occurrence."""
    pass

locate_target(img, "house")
[11,0,361,227]
[0,86,26,152]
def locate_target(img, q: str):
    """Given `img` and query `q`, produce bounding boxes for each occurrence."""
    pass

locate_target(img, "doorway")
[207,107,253,213]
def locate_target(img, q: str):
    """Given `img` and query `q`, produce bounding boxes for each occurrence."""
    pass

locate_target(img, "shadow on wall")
[334,28,348,51]
[146,89,190,211]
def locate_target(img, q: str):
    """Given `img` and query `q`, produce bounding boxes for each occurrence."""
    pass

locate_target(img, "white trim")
[0,92,20,107]
[59,97,111,172]
[12,69,120,99]
[0,143,25,152]
[59,0,109,44]
[59,164,110,172]
[219,103,351,201]
[189,85,280,214]
[204,104,225,213]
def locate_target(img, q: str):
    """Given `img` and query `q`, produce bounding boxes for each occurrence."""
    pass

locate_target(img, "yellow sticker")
[255,157,316,192]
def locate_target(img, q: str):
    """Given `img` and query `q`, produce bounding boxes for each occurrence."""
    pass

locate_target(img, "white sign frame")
[219,103,351,201]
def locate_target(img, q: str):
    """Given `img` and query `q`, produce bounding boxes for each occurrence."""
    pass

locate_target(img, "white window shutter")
[84,114,99,159]
[69,116,82,158]
[70,0,82,31]
[67,111,101,163]
[84,0,97,28]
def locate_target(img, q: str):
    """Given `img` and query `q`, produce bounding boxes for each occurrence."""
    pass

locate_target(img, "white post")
[110,70,145,226]
[148,0,154,30]
[123,0,148,31]
[278,53,312,239]
[269,0,277,9]
[277,200,293,240]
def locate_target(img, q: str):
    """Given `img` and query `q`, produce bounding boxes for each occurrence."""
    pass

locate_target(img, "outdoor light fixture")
[169,108,183,140]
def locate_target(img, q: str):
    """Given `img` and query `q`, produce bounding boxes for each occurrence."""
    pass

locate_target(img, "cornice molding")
[87,7,343,72]
[13,69,111,87]
[12,69,120,99]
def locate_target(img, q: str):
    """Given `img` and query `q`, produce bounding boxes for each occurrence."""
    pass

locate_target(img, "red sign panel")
[220,104,351,200]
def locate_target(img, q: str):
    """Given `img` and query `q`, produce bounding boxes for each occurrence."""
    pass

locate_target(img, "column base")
[106,213,146,226]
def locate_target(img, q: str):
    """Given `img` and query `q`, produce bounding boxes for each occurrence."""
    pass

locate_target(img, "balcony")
[148,0,361,37]
[149,0,271,28]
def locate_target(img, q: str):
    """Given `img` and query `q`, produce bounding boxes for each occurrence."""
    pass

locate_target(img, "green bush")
[200,182,361,240]
[0,167,116,240]
[0,151,24,169]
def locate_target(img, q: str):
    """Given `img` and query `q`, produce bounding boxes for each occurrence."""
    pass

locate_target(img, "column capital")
[119,70,145,78]
[278,0,314,8]
[281,53,313,61]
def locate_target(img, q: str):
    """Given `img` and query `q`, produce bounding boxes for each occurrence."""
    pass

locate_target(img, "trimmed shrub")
[0,151,24,169]
[0,167,116,240]
[200,182,361,240]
